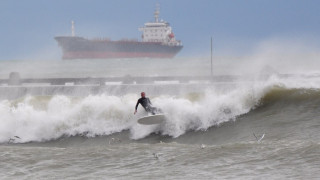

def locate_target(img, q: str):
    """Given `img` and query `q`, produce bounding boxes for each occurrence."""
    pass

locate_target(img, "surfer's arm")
[135,99,140,110]
[134,99,140,114]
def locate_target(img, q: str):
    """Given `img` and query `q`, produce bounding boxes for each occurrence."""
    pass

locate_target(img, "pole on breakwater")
[211,37,213,77]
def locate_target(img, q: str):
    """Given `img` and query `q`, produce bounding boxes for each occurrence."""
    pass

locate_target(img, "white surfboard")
[137,114,166,125]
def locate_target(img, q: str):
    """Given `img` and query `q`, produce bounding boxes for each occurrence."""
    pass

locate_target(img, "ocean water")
[0,57,320,179]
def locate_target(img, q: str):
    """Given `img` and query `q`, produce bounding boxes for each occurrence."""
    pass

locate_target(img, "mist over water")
[2,38,320,78]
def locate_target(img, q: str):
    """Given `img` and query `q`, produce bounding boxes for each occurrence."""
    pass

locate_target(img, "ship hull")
[55,36,183,59]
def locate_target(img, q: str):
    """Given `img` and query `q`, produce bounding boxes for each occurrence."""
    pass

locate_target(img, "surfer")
[134,92,160,115]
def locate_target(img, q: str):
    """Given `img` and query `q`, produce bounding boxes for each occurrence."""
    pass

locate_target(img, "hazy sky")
[1,0,320,60]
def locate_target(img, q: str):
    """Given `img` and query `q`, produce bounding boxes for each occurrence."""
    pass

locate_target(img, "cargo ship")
[55,6,183,59]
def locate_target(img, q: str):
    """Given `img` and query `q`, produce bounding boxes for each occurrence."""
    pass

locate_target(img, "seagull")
[253,133,265,143]
[153,153,163,159]
[258,134,265,143]
[8,138,15,143]
[200,144,206,149]
[8,136,21,143]
[108,138,121,145]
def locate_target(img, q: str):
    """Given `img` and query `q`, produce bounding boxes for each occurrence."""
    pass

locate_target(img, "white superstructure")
[139,5,181,46]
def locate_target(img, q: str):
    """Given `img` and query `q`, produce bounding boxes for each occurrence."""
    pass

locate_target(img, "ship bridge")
[139,5,181,46]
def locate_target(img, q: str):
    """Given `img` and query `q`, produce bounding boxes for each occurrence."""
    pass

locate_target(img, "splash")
[1,74,320,143]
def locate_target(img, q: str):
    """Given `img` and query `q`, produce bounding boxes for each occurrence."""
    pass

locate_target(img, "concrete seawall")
[0,73,242,99]
[0,72,297,99]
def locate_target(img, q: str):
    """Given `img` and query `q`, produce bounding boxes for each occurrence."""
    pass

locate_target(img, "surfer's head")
[141,92,145,97]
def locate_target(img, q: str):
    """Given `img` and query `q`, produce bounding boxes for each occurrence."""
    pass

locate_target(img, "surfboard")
[137,114,166,125]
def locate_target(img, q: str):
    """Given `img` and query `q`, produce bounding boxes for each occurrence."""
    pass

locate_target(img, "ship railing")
[162,41,182,46]
[92,38,111,42]
[118,38,139,42]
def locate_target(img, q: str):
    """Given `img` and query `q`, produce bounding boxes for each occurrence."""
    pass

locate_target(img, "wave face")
[1,74,320,143]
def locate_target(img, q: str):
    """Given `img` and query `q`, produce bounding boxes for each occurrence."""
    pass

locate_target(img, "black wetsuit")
[135,97,157,114]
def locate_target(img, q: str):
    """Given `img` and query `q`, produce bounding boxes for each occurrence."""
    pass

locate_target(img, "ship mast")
[71,20,75,37]
[154,4,160,22]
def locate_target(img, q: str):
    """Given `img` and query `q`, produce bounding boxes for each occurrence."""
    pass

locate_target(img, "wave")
[258,87,320,107]
[1,75,320,143]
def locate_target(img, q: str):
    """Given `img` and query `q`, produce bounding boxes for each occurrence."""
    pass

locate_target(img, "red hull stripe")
[63,51,176,59]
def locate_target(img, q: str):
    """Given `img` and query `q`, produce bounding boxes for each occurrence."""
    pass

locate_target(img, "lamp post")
[211,37,213,77]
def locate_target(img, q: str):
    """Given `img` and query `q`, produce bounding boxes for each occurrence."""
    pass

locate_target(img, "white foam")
[0,94,136,143]
[1,74,320,143]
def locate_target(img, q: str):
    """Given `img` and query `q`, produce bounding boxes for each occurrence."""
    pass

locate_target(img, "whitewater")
[0,56,320,179]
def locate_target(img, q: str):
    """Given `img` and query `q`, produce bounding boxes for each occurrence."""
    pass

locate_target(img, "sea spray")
[145,85,262,138]
[0,94,136,143]
[2,74,320,143]
[1,87,260,143]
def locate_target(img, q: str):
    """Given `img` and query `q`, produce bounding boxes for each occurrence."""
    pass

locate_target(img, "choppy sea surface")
[0,57,320,179]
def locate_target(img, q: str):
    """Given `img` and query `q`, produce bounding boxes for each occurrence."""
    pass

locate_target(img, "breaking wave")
[1,74,320,143]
